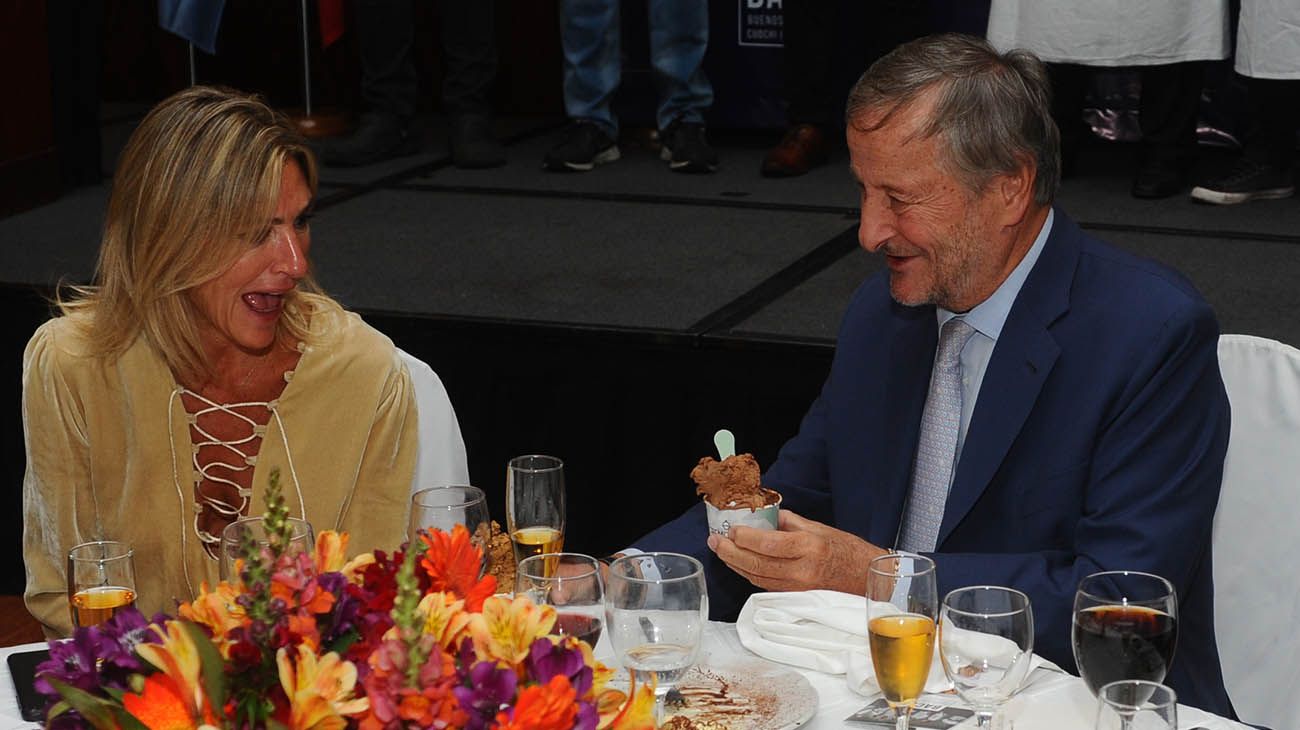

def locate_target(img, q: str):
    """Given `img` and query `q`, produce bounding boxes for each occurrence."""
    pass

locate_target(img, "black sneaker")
[659,120,719,173]
[543,121,620,172]
[317,113,416,167]
[1190,158,1294,205]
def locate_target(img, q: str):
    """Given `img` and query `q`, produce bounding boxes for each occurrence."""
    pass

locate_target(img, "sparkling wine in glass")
[867,553,939,730]
[1072,571,1178,699]
[515,552,605,648]
[67,541,137,628]
[1095,680,1177,730]
[409,485,492,573]
[605,552,708,723]
[506,455,565,566]
[219,517,315,583]
[939,586,1034,729]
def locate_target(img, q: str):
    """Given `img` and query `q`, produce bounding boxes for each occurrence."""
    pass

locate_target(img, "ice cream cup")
[704,492,782,537]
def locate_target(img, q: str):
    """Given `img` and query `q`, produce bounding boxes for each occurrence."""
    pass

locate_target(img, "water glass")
[219,516,314,582]
[939,586,1034,729]
[67,541,137,628]
[1095,680,1177,730]
[409,485,492,571]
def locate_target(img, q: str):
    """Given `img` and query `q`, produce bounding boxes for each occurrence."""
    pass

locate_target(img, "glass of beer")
[409,485,492,573]
[67,541,137,628]
[866,552,939,730]
[219,517,315,583]
[506,455,565,567]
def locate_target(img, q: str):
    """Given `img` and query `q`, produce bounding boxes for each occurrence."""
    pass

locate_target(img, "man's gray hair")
[846,33,1060,205]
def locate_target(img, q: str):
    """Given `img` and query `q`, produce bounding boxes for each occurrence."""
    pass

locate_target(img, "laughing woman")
[22,86,420,637]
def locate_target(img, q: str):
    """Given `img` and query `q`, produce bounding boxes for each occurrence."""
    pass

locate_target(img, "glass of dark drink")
[515,552,605,648]
[1072,571,1178,700]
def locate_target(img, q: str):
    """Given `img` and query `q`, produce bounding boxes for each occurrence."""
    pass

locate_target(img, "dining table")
[0,595,1252,730]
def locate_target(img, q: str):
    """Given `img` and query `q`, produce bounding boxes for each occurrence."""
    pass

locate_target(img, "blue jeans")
[560,0,713,136]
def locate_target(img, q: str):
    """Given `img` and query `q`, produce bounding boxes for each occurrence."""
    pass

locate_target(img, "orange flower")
[599,671,657,730]
[178,582,246,658]
[276,647,368,730]
[418,524,496,611]
[122,673,199,730]
[495,675,578,730]
[417,591,472,650]
[136,621,210,722]
[314,530,349,574]
[468,594,556,666]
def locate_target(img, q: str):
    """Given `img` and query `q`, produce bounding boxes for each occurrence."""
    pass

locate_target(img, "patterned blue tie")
[898,317,976,553]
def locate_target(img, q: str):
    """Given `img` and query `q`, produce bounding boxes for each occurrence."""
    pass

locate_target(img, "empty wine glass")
[1072,571,1178,698]
[506,455,566,566]
[939,586,1034,729]
[866,553,939,730]
[219,517,314,582]
[1095,680,1177,730]
[515,552,605,648]
[67,541,137,628]
[409,485,492,573]
[605,553,707,723]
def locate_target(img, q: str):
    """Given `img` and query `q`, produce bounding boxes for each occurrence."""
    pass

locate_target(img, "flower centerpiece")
[37,469,656,729]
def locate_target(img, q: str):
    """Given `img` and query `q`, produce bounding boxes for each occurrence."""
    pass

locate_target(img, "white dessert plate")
[664,656,818,730]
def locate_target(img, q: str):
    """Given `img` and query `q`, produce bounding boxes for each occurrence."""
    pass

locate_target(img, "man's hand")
[706,510,890,594]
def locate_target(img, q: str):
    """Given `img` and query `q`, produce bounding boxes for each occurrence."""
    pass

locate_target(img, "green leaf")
[45,677,125,730]
[180,620,229,711]
[109,705,151,730]
[327,627,360,656]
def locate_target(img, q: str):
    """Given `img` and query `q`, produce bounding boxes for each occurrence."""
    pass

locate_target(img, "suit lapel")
[936,210,1080,546]
[872,301,936,546]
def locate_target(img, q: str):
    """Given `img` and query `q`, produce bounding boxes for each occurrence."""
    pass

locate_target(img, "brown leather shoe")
[761,123,829,177]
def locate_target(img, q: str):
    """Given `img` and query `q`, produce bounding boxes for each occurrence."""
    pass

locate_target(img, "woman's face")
[191,160,312,360]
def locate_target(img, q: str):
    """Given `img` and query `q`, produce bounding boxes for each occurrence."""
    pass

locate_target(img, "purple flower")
[574,700,599,730]
[525,638,592,696]
[453,660,517,730]
[35,630,104,698]
[96,607,161,674]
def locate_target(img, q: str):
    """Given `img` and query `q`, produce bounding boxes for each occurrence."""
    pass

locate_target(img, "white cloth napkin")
[736,590,952,696]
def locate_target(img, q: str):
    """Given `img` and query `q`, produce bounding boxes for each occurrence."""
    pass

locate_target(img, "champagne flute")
[1072,571,1178,699]
[866,553,939,730]
[219,517,315,583]
[506,455,565,566]
[1095,680,1177,730]
[409,485,492,573]
[605,552,708,723]
[67,541,137,628]
[515,552,605,648]
[939,586,1034,729]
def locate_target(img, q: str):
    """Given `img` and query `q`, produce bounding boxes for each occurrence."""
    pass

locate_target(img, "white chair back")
[396,348,470,494]
[1214,334,1300,729]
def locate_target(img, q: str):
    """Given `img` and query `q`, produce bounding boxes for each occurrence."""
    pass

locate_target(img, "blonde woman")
[22,86,421,637]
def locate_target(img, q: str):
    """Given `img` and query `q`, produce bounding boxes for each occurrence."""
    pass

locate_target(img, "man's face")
[848,93,1015,312]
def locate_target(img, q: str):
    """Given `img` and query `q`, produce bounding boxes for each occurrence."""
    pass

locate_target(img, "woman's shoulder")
[25,314,97,367]
[302,295,403,375]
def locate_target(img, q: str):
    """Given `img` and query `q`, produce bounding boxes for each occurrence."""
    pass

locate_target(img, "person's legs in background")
[440,0,505,168]
[319,0,419,167]
[648,0,716,173]
[1048,62,1090,179]
[761,0,835,177]
[1132,62,1204,199]
[1192,76,1299,204]
[544,0,622,172]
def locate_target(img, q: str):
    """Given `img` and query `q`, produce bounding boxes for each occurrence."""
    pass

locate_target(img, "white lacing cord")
[167,383,306,597]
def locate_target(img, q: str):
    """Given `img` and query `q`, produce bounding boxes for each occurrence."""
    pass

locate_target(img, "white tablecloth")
[0,627,1252,730]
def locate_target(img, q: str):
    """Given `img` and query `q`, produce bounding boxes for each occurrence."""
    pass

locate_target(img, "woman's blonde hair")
[62,85,331,384]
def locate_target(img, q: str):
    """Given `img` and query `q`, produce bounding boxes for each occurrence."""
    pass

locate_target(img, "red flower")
[418,525,496,612]
[495,675,579,730]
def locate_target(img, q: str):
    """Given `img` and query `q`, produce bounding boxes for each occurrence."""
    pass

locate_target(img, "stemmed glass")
[939,586,1034,729]
[515,553,605,647]
[866,553,939,730]
[1094,680,1177,730]
[409,485,492,573]
[219,517,315,583]
[1072,571,1178,698]
[506,455,566,566]
[67,541,137,628]
[605,553,708,723]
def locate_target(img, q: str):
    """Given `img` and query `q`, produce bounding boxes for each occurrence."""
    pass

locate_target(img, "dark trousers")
[354,0,497,123]
[1244,77,1300,167]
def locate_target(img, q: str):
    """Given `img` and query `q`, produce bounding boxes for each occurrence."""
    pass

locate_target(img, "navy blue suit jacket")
[636,211,1235,716]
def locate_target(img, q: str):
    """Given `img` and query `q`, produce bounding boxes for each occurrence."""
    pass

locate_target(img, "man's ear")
[994,155,1036,226]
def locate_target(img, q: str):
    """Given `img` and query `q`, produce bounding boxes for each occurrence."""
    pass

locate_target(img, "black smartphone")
[7,648,50,723]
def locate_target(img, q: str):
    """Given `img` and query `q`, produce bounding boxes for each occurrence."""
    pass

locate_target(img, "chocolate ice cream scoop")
[692,453,780,511]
